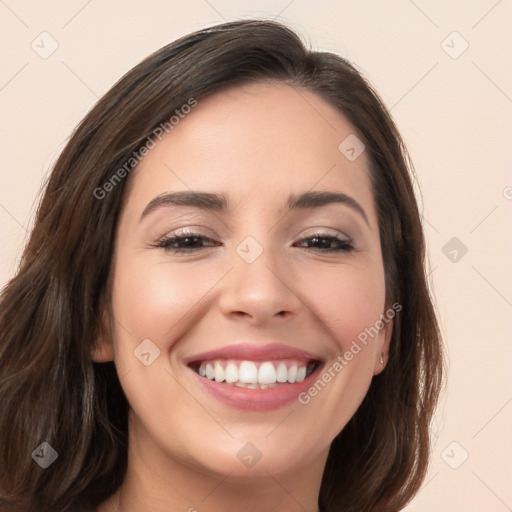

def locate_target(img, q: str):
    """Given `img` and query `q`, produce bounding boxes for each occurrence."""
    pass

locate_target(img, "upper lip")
[184,342,323,365]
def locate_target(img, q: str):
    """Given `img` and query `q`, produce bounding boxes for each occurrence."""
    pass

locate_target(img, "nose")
[218,244,302,327]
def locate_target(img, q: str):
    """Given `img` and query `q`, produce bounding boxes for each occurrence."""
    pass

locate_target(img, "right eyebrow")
[140,191,228,221]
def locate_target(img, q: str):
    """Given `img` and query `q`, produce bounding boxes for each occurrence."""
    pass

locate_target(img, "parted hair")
[0,19,443,512]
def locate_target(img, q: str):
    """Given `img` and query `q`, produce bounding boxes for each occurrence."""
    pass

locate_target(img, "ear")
[372,313,393,376]
[91,309,115,362]
[91,338,114,362]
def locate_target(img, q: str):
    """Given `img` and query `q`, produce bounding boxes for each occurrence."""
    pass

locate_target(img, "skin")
[93,81,392,512]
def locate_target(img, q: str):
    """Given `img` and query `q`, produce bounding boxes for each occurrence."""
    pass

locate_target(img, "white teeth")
[287,365,298,383]
[296,366,306,382]
[276,362,288,382]
[224,362,239,383]
[234,382,268,389]
[194,359,314,385]
[235,381,258,389]
[238,361,258,383]
[214,361,224,383]
[258,361,276,384]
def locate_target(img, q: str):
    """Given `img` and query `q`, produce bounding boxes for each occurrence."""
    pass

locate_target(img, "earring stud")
[380,353,384,364]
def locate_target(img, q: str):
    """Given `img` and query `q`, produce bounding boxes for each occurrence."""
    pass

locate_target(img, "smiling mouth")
[188,359,320,389]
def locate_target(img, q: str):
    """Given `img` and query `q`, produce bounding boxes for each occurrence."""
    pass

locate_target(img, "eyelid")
[294,226,352,240]
[161,226,352,243]
[168,226,216,238]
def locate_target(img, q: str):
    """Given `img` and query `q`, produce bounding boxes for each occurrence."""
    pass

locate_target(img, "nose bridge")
[235,234,288,296]
[219,233,299,322]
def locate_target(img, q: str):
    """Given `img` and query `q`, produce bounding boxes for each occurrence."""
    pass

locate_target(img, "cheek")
[108,257,224,419]
[300,261,386,351]
[110,255,233,359]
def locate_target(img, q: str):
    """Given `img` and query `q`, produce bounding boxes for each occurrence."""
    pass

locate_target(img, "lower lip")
[187,364,322,411]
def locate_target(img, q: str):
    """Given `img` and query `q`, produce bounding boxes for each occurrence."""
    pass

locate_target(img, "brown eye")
[294,234,355,252]
[157,233,220,253]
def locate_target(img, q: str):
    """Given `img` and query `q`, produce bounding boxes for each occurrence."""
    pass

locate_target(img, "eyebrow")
[140,190,370,226]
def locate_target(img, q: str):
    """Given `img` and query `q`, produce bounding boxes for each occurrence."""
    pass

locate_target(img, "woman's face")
[96,82,391,480]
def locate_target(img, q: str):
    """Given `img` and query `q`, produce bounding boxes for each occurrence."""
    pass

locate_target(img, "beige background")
[1,1,511,510]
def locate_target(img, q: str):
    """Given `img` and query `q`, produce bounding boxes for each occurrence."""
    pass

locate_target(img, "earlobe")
[91,308,114,362]
[90,338,114,362]
[373,317,393,375]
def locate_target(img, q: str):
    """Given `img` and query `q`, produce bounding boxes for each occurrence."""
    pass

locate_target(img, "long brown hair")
[0,19,443,512]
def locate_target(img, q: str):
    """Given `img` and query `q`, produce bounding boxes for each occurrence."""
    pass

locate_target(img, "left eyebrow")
[139,190,370,227]
[287,191,370,227]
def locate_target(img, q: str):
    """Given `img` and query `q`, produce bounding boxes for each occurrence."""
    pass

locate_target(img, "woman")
[0,19,443,512]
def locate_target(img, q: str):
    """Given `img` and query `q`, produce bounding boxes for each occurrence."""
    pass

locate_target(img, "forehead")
[123,82,377,223]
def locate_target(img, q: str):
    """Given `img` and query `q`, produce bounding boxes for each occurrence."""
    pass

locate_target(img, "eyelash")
[156,232,355,254]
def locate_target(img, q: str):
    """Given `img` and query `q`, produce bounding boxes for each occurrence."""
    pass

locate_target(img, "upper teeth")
[197,360,309,384]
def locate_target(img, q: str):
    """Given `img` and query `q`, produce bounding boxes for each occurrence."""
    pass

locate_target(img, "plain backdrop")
[1,1,511,511]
